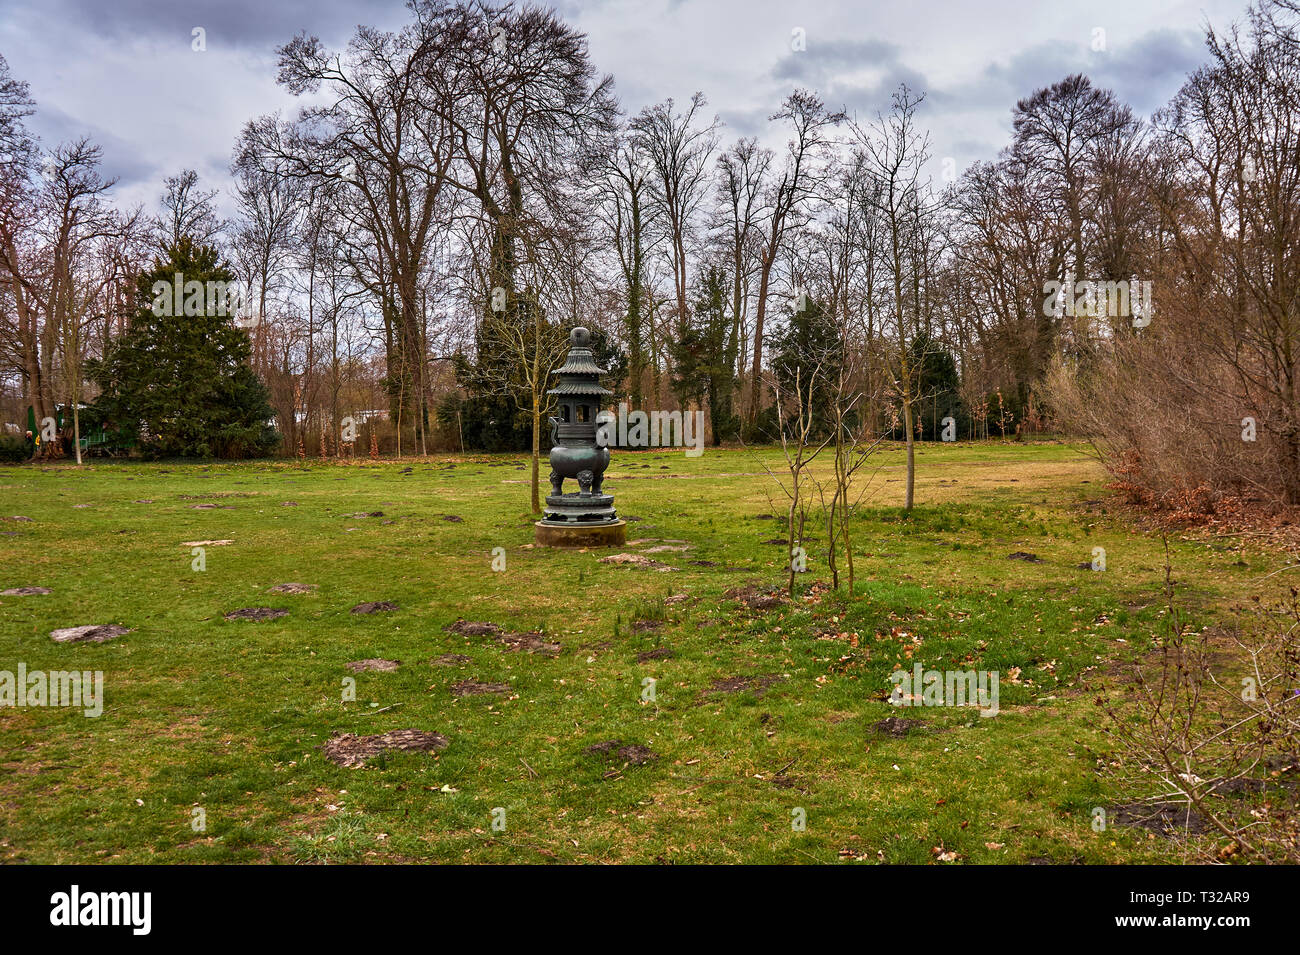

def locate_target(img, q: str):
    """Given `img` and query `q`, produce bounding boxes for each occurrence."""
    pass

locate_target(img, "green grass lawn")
[0,440,1285,863]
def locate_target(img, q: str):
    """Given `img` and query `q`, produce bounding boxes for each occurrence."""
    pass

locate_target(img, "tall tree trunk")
[748,261,774,426]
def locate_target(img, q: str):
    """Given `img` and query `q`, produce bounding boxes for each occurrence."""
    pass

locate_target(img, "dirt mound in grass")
[346,659,400,673]
[724,584,785,611]
[430,653,471,666]
[498,631,561,655]
[269,583,317,594]
[636,646,674,662]
[322,729,448,768]
[583,740,657,766]
[598,552,677,572]
[444,619,560,656]
[446,620,501,637]
[351,601,399,614]
[1007,551,1044,563]
[223,607,288,622]
[870,716,927,737]
[50,624,130,644]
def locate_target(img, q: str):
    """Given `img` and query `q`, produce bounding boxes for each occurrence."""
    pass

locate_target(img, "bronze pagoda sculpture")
[535,327,627,547]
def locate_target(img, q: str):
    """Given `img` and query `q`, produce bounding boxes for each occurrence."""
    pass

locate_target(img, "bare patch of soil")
[322,729,448,768]
[430,654,471,666]
[351,601,399,614]
[269,583,317,594]
[870,716,927,737]
[1111,801,1212,836]
[724,584,785,611]
[450,679,510,697]
[583,740,657,766]
[50,624,130,643]
[637,646,674,662]
[223,607,288,622]
[443,619,560,655]
[632,620,663,633]
[598,553,677,572]
[346,659,400,673]
[1007,552,1044,563]
[446,620,501,637]
[498,631,562,655]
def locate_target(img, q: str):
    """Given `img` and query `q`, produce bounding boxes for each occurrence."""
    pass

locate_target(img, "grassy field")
[0,440,1287,863]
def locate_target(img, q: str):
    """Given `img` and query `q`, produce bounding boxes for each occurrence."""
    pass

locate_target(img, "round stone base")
[535,519,627,549]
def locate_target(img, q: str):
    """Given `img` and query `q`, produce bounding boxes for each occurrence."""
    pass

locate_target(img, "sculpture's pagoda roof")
[546,327,612,397]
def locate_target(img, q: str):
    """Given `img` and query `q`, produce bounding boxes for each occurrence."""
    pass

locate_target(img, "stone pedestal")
[535,519,626,548]
[542,491,617,525]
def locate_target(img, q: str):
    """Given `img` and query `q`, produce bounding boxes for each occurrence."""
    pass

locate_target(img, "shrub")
[0,435,32,463]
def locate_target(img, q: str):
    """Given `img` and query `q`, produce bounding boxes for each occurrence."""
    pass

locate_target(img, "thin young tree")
[852,85,937,512]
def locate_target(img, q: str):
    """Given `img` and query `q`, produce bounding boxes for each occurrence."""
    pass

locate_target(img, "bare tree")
[156,169,225,251]
[632,92,720,404]
[231,134,303,375]
[597,131,661,408]
[268,9,462,454]
[852,86,937,512]
[713,136,771,434]
[746,90,843,429]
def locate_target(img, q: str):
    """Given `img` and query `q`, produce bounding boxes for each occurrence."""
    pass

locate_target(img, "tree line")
[1,0,1297,514]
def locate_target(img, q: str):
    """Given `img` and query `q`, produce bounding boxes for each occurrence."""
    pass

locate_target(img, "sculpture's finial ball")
[571,326,591,347]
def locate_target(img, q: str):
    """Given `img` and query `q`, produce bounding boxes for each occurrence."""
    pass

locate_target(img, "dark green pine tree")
[672,266,738,445]
[899,334,964,442]
[87,238,280,458]
[771,296,844,439]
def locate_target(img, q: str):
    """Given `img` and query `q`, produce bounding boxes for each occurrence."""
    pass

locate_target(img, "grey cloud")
[26,0,403,50]
[23,100,156,189]
[969,26,1208,122]
[1090,28,1207,114]
[771,37,901,83]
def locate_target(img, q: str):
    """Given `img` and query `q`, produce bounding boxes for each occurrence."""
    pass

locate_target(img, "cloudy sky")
[0,0,1254,215]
